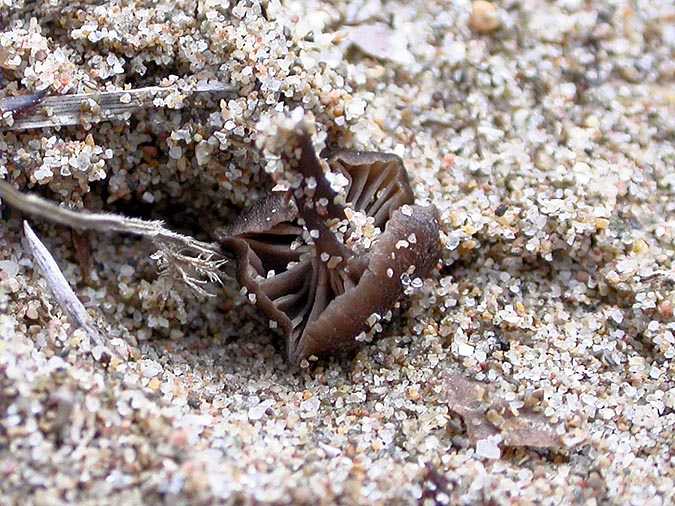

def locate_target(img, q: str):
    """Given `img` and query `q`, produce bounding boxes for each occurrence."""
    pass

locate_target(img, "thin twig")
[0,180,222,256]
[0,82,235,131]
[23,220,113,360]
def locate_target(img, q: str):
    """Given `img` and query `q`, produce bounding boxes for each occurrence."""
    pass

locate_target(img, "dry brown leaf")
[444,373,561,449]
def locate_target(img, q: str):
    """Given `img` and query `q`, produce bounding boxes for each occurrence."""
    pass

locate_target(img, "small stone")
[248,400,273,421]
[469,1,501,34]
[495,204,508,217]
[169,429,189,449]
[657,300,673,319]
[345,23,415,65]
[140,360,162,378]
[0,260,19,279]
[195,140,211,166]
[475,436,502,459]
[575,270,590,283]
[25,305,39,320]
[584,115,600,129]
[631,239,649,255]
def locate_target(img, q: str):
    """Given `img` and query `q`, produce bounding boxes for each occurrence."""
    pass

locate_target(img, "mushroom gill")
[216,133,441,364]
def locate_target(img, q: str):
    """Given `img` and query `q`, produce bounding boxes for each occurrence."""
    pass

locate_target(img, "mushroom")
[216,132,441,364]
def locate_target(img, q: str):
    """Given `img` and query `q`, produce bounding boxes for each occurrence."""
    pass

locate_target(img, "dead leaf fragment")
[344,23,414,65]
[444,373,562,449]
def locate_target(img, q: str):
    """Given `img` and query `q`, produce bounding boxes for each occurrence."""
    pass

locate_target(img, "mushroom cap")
[290,203,440,363]
[327,149,415,228]
[217,191,302,341]
[216,136,441,364]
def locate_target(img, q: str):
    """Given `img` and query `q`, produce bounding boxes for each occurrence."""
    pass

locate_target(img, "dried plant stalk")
[0,180,220,255]
[0,180,227,296]
[152,247,228,297]
[0,83,235,131]
[23,220,112,360]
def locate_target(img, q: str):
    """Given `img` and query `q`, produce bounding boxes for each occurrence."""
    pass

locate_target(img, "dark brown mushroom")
[216,132,441,364]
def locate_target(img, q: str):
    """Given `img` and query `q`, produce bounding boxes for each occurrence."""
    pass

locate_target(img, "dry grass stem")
[0,180,227,296]
[0,180,221,254]
[23,220,112,360]
[0,83,235,131]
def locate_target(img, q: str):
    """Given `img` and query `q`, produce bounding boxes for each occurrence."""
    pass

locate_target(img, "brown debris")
[70,229,93,286]
[444,373,561,449]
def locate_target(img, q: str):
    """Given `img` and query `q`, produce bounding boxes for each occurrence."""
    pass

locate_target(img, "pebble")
[475,436,502,459]
[140,360,163,378]
[657,300,673,319]
[469,1,501,34]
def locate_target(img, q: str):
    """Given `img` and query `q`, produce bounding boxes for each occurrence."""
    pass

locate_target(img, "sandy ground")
[1,0,674,504]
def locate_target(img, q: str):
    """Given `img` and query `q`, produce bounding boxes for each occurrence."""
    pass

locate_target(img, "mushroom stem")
[296,133,344,218]
[294,133,354,262]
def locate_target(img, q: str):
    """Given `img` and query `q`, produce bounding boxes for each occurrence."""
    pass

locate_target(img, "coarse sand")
[0,0,674,504]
